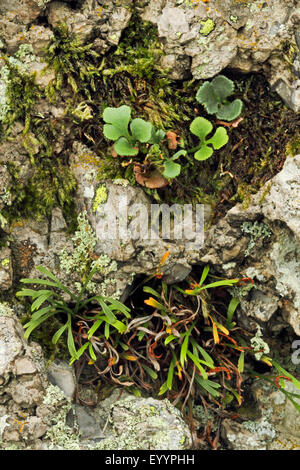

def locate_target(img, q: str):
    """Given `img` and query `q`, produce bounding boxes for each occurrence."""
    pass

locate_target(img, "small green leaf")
[70,342,89,364]
[194,145,213,161]
[87,319,103,339]
[97,298,117,323]
[31,306,54,322]
[190,117,213,141]
[149,128,165,144]
[180,334,189,367]
[195,82,219,114]
[165,335,177,345]
[226,297,240,329]
[208,126,228,150]
[158,381,169,396]
[187,350,208,379]
[114,137,138,156]
[141,364,158,380]
[194,375,220,397]
[130,118,152,143]
[238,351,245,373]
[216,99,243,121]
[16,288,42,298]
[89,343,97,361]
[24,311,56,339]
[170,149,187,160]
[103,105,131,140]
[199,266,210,285]
[163,159,181,178]
[67,322,77,359]
[31,292,53,312]
[52,322,68,344]
[167,358,175,390]
[211,75,234,101]
[143,286,161,298]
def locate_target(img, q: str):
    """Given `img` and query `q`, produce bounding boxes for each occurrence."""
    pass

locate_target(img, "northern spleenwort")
[16,263,300,413]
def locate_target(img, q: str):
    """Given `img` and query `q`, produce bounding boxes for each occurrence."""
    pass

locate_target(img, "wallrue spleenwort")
[104,454,195,466]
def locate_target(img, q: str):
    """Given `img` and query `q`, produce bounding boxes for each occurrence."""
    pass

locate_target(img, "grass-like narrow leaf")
[187,350,208,379]
[36,266,76,300]
[24,311,57,339]
[52,322,69,344]
[87,319,103,339]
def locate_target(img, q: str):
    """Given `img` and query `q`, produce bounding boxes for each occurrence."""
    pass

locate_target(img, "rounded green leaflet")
[194,145,213,160]
[207,126,228,149]
[216,99,243,121]
[114,137,139,156]
[163,160,181,178]
[103,124,122,141]
[130,118,153,143]
[195,82,219,114]
[211,75,234,102]
[190,117,213,141]
[103,105,131,140]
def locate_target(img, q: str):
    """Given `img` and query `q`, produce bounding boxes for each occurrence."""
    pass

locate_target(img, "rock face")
[139,0,300,111]
[77,389,193,450]
[197,155,300,336]
[0,306,48,448]
[221,379,300,450]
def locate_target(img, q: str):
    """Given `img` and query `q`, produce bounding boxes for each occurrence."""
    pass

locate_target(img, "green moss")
[45,22,101,101]
[1,258,9,266]
[286,135,300,156]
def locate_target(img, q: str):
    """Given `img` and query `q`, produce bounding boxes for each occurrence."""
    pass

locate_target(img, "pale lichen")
[59,211,97,275]
[199,19,215,36]
[241,220,272,257]
[250,325,270,360]
[92,184,108,213]
[42,384,80,450]
[0,302,14,317]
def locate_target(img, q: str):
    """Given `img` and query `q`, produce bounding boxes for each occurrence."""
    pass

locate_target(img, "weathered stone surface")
[0,1,47,25]
[47,0,132,48]
[0,247,12,290]
[89,390,193,450]
[140,0,300,111]
[0,308,53,448]
[47,360,76,399]
[221,379,300,450]
[196,155,300,336]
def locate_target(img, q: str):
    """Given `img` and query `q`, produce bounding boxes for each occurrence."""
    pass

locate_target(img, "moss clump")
[45,22,101,101]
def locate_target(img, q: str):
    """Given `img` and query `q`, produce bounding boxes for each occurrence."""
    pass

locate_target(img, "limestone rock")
[90,391,193,450]
[197,155,300,336]
[221,379,300,450]
[0,247,12,290]
[141,0,300,111]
